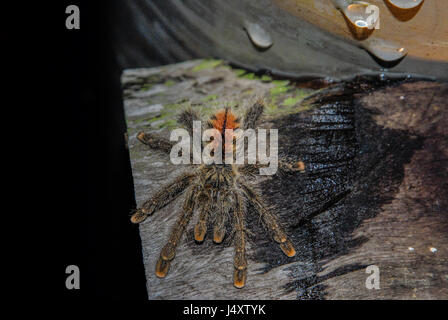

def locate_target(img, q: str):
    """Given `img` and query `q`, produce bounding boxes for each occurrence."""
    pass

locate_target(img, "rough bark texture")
[122,60,447,299]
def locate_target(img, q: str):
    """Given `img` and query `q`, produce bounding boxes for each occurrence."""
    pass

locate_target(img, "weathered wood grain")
[122,60,447,299]
[320,82,448,299]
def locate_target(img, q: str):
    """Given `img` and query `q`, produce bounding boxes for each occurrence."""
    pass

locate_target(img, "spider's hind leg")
[155,186,197,277]
[240,182,296,258]
[232,191,248,288]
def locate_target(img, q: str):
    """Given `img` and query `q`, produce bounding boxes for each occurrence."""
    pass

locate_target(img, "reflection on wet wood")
[385,0,425,21]
[275,0,447,62]
[112,0,448,82]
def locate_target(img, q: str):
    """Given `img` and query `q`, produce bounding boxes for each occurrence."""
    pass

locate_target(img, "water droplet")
[332,1,378,39]
[387,0,424,9]
[243,21,273,50]
[384,0,425,21]
[361,38,408,63]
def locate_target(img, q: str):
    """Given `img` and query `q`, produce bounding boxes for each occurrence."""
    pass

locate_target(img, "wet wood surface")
[122,59,448,299]
[112,0,448,81]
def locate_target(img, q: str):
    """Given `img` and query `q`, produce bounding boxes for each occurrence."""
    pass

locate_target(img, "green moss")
[282,96,303,107]
[242,89,254,96]
[158,119,178,129]
[242,73,256,80]
[140,83,153,91]
[192,59,223,72]
[269,79,292,96]
[262,94,314,117]
[164,80,175,87]
[233,69,246,77]
[261,75,272,82]
[163,103,183,111]
[202,94,218,102]
[144,75,161,85]
[270,86,289,95]
[133,116,158,124]
[147,114,166,123]
[272,80,290,87]
[176,98,189,104]
[264,98,279,115]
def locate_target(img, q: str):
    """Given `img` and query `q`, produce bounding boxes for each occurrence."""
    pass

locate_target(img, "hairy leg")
[243,99,265,130]
[137,131,174,154]
[239,159,305,177]
[238,163,261,176]
[278,158,306,173]
[212,191,231,243]
[232,191,248,288]
[177,108,201,137]
[130,172,196,223]
[240,182,296,257]
[194,195,212,242]
[155,186,198,277]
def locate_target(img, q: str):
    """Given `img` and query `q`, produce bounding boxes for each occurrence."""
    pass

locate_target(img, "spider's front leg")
[136,131,174,154]
[239,160,305,177]
[130,172,195,223]
[243,99,265,130]
[155,186,198,277]
[278,158,306,174]
[240,182,296,258]
[177,108,201,137]
[241,99,305,175]
[232,191,248,288]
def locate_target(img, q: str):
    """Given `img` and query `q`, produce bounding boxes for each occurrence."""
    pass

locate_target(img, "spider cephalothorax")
[131,100,299,288]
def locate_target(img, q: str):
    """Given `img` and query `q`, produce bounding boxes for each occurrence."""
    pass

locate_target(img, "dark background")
[58,1,150,299]
[31,1,154,299]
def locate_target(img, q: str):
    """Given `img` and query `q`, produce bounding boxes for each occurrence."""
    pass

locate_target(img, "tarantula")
[130,100,301,288]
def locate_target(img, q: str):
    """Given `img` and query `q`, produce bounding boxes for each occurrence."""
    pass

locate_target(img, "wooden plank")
[122,59,448,299]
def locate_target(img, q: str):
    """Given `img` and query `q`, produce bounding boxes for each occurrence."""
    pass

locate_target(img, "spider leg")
[232,191,247,289]
[177,108,201,137]
[240,182,296,257]
[243,99,265,130]
[238,163,261,176]
[213,208,227,244]
[212,191,231,244]
[155,186,197,278]
[136,131,174,154]
[239,159,305,177]
[278,158,306,174]
[240,162,285,179]
[130,172,196,223]
[194,195,212,242]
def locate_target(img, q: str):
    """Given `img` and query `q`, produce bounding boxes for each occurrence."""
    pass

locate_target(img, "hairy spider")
[130,100,300,288]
